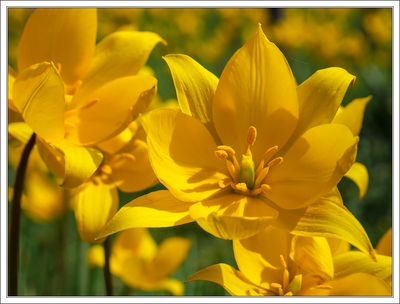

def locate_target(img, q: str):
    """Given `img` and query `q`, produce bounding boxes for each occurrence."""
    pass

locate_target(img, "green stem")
[8,133,36,296]
[103,238,113,296]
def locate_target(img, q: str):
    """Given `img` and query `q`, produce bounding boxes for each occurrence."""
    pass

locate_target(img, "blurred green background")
[8,8,392,296]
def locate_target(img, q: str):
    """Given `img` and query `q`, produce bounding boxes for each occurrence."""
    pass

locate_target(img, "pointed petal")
[267,124,358,209]
[233,226,291,286]
[290,236,334,280]
[72,182,118,242]
[333,251,391,282]
[344,162,369,199]
[65,75,156,146]
[18,8,97,85]
[8,122,33,144]
[294,67,356,137]
[376,228,392,257]
[72,31,165,105]
[332,96,371,136]
[187,263,262,296]
[213,24,298,162]
[98,190,193,239]
[163,54,219,138]
[12,62,64,142]
[189,194,278,240]
[326,273,391,296]
[141,108,226,202]
[36,139,103,188]
[151,237,191,279]
[277,196,376,260]
[108,139,158,193]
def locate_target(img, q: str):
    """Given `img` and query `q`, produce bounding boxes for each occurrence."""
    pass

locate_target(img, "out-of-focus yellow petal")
[22,170,65,222]
[72,182,118,242]
[326,273,391,296]
[163,54,218,137]
[8,122,33,144]
[151,237,191,279]
[333,251,391,282]
[344,162,369,199]
[141,109,226,202]
[332,96,371,136]
[98,190,193,239]
[189,194,278,240]
[277,196,375,260]
[188,263,263,296]
[233,226,291,287]
[8,70,18,111]
[213,24,298,163]
[87,245,104,267]
[376,228,392,257]
[18,8,97,85]
[65,75,156,146]
[72,31,165,105]
[294,67,356,137]
[149,278,184,296]
[37,139,103,188]
[12,62,64,142]
[290,236,334,280]
[267,124,357,209]
[109,139,158,193]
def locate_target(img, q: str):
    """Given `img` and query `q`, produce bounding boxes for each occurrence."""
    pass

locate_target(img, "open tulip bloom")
[99,24,375,259]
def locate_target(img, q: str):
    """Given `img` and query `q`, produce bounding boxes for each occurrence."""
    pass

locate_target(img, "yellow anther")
[262,145,279,162]
[270,283,282,289]
[261,184,271,193]
[284,291,293,296]
[247,126,257,146]
[218,179,231,189]
[226,160,237,180]
[100,165,113,175]
[217,145,236,156]
[268,156,283,168]
[317,284,333,290]
[279,255,288,269]
[120,153,136,161]
[234,182,248,193]
[215,150,228,160]
[282,269,289,291]
[254,166,270,188]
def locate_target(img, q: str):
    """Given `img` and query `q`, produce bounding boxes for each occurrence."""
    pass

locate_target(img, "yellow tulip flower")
[99,24,374,257]
[188,226,391,296]
[88,228,191,295]
[8,8,164,188]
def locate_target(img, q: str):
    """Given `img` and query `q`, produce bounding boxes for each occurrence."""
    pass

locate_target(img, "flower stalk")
[103,237,113,296]
[8,133,36,295]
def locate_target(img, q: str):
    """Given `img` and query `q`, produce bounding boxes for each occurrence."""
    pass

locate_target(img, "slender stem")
[103,238,113,296]
[8,133,36,296]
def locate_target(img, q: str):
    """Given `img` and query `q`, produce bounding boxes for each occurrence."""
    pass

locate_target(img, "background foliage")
[8,7,392,296]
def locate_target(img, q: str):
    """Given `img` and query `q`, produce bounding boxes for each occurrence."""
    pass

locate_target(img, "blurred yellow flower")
[99,25,374,259]
[88,228,191,295]
[8,8,164,188]
[189,226,391,296]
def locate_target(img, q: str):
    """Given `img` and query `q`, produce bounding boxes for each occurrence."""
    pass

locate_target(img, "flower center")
[268,255,301,296]
[215,126,283,196]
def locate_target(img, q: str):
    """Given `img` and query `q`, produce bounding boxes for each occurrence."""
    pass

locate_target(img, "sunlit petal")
[344,162,369,199]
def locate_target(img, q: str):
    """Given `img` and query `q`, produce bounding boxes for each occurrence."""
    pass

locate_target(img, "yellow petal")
[72,182,118,242]
[344,162,369,199]
[188,263,262,296]
[233,226,291,287]
[294,67,356,137]
[376,228,392,257]
[72,31,165,105]
[36,139,103,188]
[8,122,33,144]
[333,251,391,282]
[12,62,64,142]
[87,245,104,267]
[163,54,218,137]
[141,108,226,202]
[109,139,158,193]
[65,75,156,146]
[151,237,191,279]
[8,70,18,111]
[328,238,350,256]
[277,195,375,259]
[326,273,391,296]
[213,24,298,162]
[98,190,193,239]
[290,236,334,280]
[267,124,358,209]
[150,278,184,296]
[332,96,371,136]
[18,8,97,85]
[189,194,278,240]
